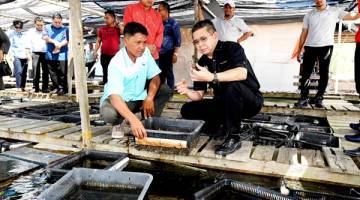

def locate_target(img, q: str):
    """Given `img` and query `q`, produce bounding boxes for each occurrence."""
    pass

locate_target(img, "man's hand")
[129,118,147,139]
[176,79,190,95]
[190,65,213,82]
[147,44,157,54]
[0,50,3,62]
[172,53,178,63]
[93,51,98,60]
[143,97,155,119]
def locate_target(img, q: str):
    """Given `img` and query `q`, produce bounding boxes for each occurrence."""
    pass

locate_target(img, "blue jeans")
[13,57,28,88]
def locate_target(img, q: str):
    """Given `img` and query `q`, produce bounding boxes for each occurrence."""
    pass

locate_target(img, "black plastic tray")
[47,150,128,181]
[142,117,204,147]
[38,168,153,200]
[194,179,296,200]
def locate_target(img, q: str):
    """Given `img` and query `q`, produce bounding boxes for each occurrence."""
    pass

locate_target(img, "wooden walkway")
[0,96,359,188]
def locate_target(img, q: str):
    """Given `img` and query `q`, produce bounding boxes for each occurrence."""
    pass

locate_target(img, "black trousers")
[0,76,4,90]
[159,50,175,90]
[300,46,333,98]
[86,61,96,79]
[181,82,263,135]
[355,43,360,95]
[47,60,67,91]
[100,54,114,84]
[32,52,49,91]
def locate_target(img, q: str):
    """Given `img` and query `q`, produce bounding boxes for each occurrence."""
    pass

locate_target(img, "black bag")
[0,57,12,76]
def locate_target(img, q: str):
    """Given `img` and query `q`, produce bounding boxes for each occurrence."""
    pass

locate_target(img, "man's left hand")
[172,53,177,63]
[143,97,155,119]
[190,65,213,82]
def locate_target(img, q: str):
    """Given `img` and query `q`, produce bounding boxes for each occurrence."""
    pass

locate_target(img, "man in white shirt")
[294,0,360,108]
[198,0,252,43]
[27,17,49,93]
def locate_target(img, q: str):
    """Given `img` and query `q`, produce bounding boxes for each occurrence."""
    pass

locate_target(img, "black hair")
[52,13,62,20]
[159,1,171,14]
[34,16,44,23]
[124,22,148,37]
[192,19,216,34]
[104,10,116,18]
[13,20,23,28]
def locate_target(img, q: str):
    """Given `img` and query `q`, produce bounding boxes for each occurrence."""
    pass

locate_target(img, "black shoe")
[344,147,360,157]
[345,134,360,143]
[215,135,241,156]
[33,88,40,93]
[42,89,50,93]
[310,96,324,108]
[213,125,228,141]
[294,97,309,108]
[56,88,66,95]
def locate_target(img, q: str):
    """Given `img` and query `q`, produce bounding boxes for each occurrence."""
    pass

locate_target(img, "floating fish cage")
[136,117,205,155]
[38,168,153,200]
[47,150,128,182]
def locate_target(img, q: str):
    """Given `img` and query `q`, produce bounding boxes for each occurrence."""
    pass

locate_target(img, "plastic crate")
[47,150,128,182]
[38,168,153,200]
[290,189,360,200]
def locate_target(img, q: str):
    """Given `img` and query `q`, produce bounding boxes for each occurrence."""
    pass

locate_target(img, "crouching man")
[176,20,263,156]
[100,22,172,139]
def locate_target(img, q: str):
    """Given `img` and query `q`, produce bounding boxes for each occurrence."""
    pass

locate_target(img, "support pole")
[68,0,92,148]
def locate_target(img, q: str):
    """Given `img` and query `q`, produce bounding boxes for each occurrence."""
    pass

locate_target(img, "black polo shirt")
[193,41,261,96]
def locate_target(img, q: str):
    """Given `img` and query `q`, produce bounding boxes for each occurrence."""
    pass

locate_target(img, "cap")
[224,0,235,8]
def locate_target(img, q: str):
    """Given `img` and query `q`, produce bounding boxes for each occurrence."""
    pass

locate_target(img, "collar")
[315,5,329,12]
[206,40,223,60]
[137,2,152,12]
[223,15,235,21]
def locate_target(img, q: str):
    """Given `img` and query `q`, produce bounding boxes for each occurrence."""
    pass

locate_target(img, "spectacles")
[192,33,214,46]
[15,26,22,29]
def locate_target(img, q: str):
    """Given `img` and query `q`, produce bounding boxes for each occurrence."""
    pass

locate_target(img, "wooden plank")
[300,149,325,168]
[251,145,276,161]
[1,147,66,165]
[64,126,111,141]
[10,120,58,133]
[226,141,253,162]
[108,136,129,147]
[91,132,113,144]
[189,136,209,156]
[331,105,349,111]
[0,118,35,131]
[276,147,298,165]
[343,105,360,112]
[25,123,74,135]
[47,125,82,138]
[322,147,360,175]
[198,139,223,159]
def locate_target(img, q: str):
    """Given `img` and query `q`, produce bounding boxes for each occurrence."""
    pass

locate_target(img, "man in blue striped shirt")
[158,1,181,91]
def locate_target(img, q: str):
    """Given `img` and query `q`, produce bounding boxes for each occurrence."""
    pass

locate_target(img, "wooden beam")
[68,0,92,148]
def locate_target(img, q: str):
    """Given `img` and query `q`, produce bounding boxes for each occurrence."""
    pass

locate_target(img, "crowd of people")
[0,0,360,154]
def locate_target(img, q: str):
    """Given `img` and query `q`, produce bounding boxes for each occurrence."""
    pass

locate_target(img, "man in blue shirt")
[43,13,69,95]
[100,22,171,139]
[158,1,181,91]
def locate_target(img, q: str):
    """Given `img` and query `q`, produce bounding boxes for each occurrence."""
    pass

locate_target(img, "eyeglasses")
[192,33,214,46]
[15,26,22,29]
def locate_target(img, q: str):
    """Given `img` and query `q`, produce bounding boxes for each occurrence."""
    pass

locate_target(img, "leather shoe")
[309,96,324,108]
[345,134,360,143]
[215,135,241,156]
[56,88,66,95]
[294,97,309,108]
[50,88,59,94]
[42,89,50,93]
[344,147,360,157]
[350,123,360,131]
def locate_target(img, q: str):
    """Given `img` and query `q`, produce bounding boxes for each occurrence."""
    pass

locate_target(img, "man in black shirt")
[176,20,263,156]
[0,28,10,90]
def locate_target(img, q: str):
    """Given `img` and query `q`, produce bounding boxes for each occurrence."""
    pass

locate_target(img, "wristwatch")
[212,72,219,85]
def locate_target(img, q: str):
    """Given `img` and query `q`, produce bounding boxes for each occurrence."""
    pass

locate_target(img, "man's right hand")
[176,79,189,95]
[129,118,147,139]
[147,44,156,54]
[0,50,3,62]
[93,51,98,60]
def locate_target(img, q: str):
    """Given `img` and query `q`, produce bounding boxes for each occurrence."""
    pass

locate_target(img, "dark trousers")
[355,43,360,95]
[0,76,4,90]
[47,60,67,91]
[100,54,114,84]
[181,82,263,135]
[100,84,172,125]
[159,50,175,90]
[300,46,333,98]
[86,61,96,79]
[32,52,48,91]
[13,57,28,88]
